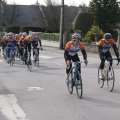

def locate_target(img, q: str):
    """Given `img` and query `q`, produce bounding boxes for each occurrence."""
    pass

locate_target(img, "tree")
[82,25,104,42]
[73,12,96,36]
[42,0,61,32]
[0,0,19,26]
[88,0,120,39]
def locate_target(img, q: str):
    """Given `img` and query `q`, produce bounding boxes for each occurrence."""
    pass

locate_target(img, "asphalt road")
[0,46,120,120]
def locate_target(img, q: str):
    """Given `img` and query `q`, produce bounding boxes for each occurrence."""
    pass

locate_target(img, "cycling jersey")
[65,41,85,56]
[6,36,16,46]
[98,39,116,53]
[32,36,42,49]
[98,38,119,58]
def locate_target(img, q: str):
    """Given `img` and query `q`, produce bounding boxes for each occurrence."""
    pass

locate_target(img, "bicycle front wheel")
[67,72,73,94]
[98,68,104,88]
[27,58,32,72]
[76,73,83,99]
[107,66,115,92]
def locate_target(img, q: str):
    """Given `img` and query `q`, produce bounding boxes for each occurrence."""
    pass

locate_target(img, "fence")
[38,32,60,41]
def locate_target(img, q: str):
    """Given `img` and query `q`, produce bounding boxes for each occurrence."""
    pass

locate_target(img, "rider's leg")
[106,51,113,67]
[64,54,71,81]
[72,53,81,73]
[99,52,105,79]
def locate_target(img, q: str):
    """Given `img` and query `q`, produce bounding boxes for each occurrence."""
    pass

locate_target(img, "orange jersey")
[6,36,16,45]
[98,38,116,53]
[65,41,85,56]
[24,35,31,41]
[0,36,2,41]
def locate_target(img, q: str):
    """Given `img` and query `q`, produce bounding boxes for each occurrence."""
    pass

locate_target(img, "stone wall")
[84,43,119,56]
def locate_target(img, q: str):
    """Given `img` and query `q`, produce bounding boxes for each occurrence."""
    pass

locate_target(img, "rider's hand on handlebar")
[117,57,120,63]
[40,47,43,51]
[84,59,88,65]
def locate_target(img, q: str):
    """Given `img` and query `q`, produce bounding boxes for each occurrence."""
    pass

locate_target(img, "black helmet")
[104,33,112,39]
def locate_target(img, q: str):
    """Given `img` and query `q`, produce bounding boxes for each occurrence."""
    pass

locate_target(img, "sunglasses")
[73,39,79,42]
[105,38,110,41]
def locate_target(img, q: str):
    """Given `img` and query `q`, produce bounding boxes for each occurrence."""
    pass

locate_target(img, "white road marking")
[0,94,28,120]
[91,75,97,77]
[54,62,62,66]
[0,59,4,62]
[40,56,52,58]
[28,87,44,91]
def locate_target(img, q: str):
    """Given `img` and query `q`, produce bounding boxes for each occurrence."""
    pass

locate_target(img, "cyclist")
[64,33,88,83]
[98,33,119,79]
[1,36,6,56]
[5,32,16,63]
[24,32,32,64]
[32,32,43,62]
[18,32,27,59]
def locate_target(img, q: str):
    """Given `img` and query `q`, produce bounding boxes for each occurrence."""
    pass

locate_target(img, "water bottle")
[104,65,107,79]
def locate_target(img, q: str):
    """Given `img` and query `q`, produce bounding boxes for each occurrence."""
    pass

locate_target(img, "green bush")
[3,26,20,33]
[82,25,104,42]
[0,32,5,37]
[0,26,4,32]
[20,26,45,34]
[73,12,96,37]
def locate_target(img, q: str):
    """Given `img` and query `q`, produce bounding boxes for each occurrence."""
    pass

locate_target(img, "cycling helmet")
[72,33,81,40]
[18,32,22,36]
[32,32,37,36]
[15,34,18,37]
[22,32,27,37]
[104,33,112,39]
[8,32,13,36]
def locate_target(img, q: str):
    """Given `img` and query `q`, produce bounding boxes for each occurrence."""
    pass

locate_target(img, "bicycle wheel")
[67,71,73,94]
[28,58,32,72]
[76,73,83,99]
[107,66,115,92]
[10,52,13,66]
[98,68,104,88]
[36,56,39,67]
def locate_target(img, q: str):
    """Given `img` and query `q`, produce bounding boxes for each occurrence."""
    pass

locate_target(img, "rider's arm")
[64,42,71,59]
[112,43,119,58]
[81,49,87,60]
[38,37,42,47]
[79,42,87,60]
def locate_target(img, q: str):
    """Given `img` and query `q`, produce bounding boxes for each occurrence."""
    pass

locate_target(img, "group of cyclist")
[64,32,120,83]
[0,32,43,64]
[0,31,119,81]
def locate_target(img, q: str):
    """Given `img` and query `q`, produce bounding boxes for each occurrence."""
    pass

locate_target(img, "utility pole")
[117,28,120,51]
[59,0,64,49]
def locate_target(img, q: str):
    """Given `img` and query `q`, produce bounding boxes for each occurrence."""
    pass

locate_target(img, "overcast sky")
[6,0,91,6]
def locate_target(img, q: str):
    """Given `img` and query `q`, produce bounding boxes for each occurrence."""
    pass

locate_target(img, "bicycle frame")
[26,50,32,72]
[67,61,83,99]
[9,48,15,66]
[98,58,120,92]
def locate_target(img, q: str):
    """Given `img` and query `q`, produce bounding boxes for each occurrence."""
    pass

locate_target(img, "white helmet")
[8,32,13,36]
[22,32,27,37]
[72,33,81,40]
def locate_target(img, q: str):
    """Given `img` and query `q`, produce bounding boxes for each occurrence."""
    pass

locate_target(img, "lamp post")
[59,0,64,49]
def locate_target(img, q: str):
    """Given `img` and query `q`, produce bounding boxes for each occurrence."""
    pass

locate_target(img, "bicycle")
[9,48,15,66]
[98,58,120,92]
[3,48,7,61]
[67,61,85,99]
[26,50,32,72]
[33,48,39,67]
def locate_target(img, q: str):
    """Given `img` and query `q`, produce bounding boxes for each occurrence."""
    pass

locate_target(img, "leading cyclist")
[64,33,88,83]
[98,33,120,79]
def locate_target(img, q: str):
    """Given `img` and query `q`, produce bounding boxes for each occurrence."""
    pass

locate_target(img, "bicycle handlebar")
[107,58,120,65]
